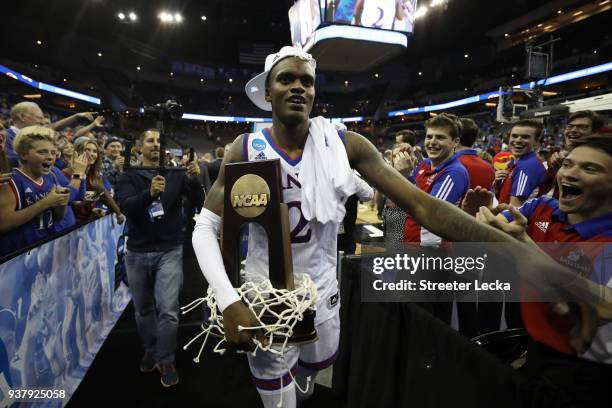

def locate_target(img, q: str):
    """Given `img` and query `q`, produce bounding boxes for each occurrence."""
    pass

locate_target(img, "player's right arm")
[0,183,68,233]
[193,134,263,351]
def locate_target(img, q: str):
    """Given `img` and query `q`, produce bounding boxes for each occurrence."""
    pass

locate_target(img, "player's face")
[21,140,56,176]
[424,126,457,164]
[84,142,98,165]
[141,131,160,164]
[266,58,315,126]
[508,126,538,158]
[557,146,612,216]
[105,141,122,159]
[564,117,593,149]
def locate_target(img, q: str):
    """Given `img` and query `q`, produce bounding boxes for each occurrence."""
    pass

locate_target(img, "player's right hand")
[150,175,165,197]
[45,186,70,208]
[223,301,267,352]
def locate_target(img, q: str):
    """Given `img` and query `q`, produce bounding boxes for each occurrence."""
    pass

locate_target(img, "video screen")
[289,0,323,47]
[289,0,416,48]
[326,0,417,33]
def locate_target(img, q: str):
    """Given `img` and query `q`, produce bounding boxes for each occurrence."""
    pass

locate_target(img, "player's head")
[557,135,612,219]
[246,46,316,126]
[564,110,604,149]
[509,119,542,159]
[139,129,161,165]
[13,125,56,176]
[10,101,45,129]
[459,118,479,148]
[424,113,462,165]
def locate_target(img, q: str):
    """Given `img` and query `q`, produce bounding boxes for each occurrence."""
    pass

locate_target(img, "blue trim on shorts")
[251,363,298,391]
[298,347,339,371]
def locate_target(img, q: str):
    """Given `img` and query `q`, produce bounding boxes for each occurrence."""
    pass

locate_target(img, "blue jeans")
[125,246,183,364]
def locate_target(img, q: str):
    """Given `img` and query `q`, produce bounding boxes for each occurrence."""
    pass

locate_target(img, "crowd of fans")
[0,99,230,259]
[0,94,608,262]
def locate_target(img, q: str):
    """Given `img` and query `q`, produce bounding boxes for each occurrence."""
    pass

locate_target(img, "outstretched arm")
[345,131,514,243]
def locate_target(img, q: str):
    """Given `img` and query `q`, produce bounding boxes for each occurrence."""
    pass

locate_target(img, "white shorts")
[248,311,340,393]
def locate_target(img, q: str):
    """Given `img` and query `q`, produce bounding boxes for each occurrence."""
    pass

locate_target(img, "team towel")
[299,116,356,224]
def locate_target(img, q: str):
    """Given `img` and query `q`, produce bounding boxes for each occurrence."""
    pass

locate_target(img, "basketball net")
[182,273,318,407]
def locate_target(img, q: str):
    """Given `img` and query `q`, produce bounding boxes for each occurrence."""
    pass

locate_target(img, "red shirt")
[455,149,495,191]
[503,197,612,356]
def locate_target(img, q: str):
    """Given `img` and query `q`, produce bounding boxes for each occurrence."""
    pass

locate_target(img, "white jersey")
[243,129,342,324]
[360,0,397,30]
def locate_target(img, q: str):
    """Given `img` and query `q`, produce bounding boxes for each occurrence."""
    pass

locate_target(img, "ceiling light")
[170,72,174,76]
[344,80,349,85]
[573,11,583,16]
[63,78,67,82]
[229,78,233,83]
[201,15,207,21]
[594,50,598,54]
[118,12,125,20]
[136,66,141,71]
[36,40,42,45]
[600,0,610,5]
[97,52,102,57]
[174,13,183,23]
[418,71,422,76]
[504,33,509,37]
[464,54,469,58]
[464,87,468,91]
[557,10,562,14]
[537,23,543,27]
[129,12,137,21]
[431,0,445,6]
[374,73,379,78]
[200,78,204,82]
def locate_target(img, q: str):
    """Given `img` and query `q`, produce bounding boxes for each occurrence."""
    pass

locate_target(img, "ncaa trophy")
[182,159,317,360]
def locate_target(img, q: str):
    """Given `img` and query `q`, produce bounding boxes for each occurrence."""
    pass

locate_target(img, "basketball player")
[192,46,609,408]
[0,126,71,257]
[353,0,402,30]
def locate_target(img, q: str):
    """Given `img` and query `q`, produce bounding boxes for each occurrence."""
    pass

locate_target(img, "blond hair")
[13,125,55,155]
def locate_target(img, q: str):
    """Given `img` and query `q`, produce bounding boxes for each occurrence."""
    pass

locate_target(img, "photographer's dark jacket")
[116,169,205,251]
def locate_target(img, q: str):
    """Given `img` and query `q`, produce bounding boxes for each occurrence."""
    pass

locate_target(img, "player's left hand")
[187,160,200,178]
[476,205,528,241]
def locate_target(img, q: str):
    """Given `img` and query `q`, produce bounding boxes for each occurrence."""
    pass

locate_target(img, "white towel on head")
[299,116,356,224]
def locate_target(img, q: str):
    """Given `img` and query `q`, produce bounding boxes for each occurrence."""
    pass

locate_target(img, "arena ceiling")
[2,0,591,68]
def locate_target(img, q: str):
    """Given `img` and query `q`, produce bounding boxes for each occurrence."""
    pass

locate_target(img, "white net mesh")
[181,273,318,361]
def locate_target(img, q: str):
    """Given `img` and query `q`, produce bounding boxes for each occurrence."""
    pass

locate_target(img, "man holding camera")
[116,128,205,387]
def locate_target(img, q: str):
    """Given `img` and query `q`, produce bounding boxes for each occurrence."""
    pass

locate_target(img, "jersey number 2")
[286,201,311,243]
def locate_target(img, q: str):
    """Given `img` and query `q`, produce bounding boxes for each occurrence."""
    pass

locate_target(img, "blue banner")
[0,217,130,407]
